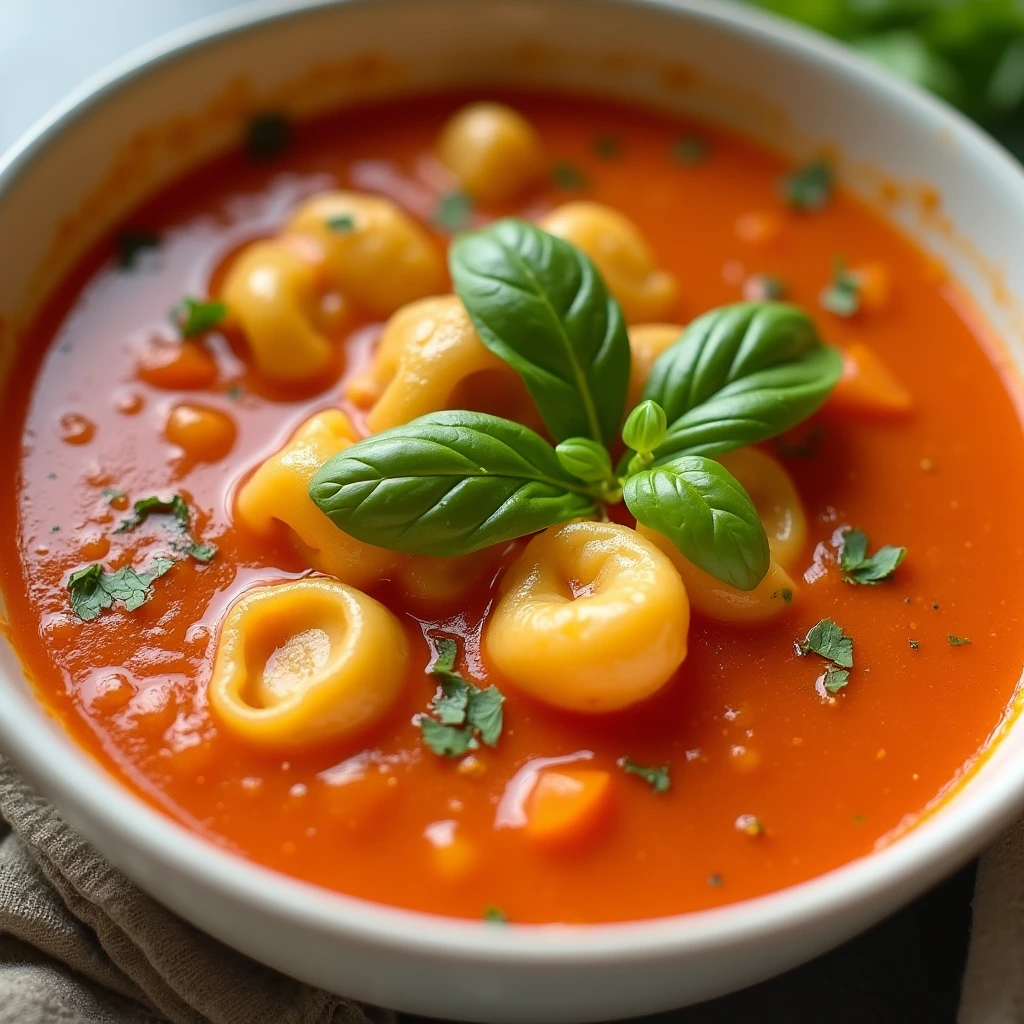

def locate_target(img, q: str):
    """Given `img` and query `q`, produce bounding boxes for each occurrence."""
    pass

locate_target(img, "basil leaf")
[641,302,842,461]
[67,557,175,621]
[449,218,631,446]
[623,455,770,590]
[309,410,597,557]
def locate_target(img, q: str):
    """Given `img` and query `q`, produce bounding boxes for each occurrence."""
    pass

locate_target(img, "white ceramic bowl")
[2,1,1024,1020]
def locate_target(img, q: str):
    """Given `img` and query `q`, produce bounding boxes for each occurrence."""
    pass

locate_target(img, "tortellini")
[627,323,684,411]
[208,578,408,749]
[235,410,403,589]
[636,447,806,624]
[717,447,807,569]
[485,521,689,713]
[221,240,335,383]
[437,102,546,205]
[285,192,445,316]
[222,191,445,385]
[345,295,537,433]
[540,202,678,324]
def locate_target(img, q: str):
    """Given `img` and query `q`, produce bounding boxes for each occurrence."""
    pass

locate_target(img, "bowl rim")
[2,0,1024,963]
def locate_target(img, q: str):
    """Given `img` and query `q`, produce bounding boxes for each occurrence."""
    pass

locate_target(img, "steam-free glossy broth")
[2,92,1023,923]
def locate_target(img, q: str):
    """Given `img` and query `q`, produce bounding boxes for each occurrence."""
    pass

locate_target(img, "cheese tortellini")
[222,191,444,385]
[437,102,546,205]
[345,295,537,433]
[540,202,678,324]
[627,323,684,411]
[236,410,403,589]
[637,447,806,624]
[208,578,408,749]
[285,192,445,316]
[485,522,689,713]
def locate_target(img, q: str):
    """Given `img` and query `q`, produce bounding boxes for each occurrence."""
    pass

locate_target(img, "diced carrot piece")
[165,403,237,462]
[523,769,613,848]
[138,340,218,390]
[851,262,891,313]
[735,210,784,246]
[830,343,912,417]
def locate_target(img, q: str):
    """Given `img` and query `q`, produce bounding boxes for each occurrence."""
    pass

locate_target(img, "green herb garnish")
[782,158,833,210]
[772,587,794,603]
[114,494,217,562]
[551,161,588,191]
[326,213,355,233]
[801,618,854,669]
[671,137,708,164]
[745,274,787,301]
[67,558,175,621]
[116,229,160,270]
[483,906,508,924]
[619,757,671,793]
[823,667,850,693]
[172,297,227,339]
[820,257,861,317]
[418,638,505,756]
[309,220,842,591]
[246,112,290,160]
[434,191,474,233]
[840,528,906,585]
[101,487,126,505]
[948,634,972,646]
[593,134,623,159]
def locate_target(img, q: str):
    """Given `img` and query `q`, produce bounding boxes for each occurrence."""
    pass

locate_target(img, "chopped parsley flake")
[618,757,671,793]
[948,634,972,646]
[774,427,823,459]
[592,134,622,159]
[67,558,175,621]
[782,158,833,210]
[226,384,245,401]
[115,229,160,270]
[171,297,227,339]
[771,587,794,603]
[245,112,290,160]
[745,273,787,301]
[418,638,505,757]
[114,494,217,563]
[801,618,854,668]
[820,257,861,317]
[551,161,589,191]
[853,814,866,825]
[671,137,708,164]
[433,191,474,233]
[839,527,906,585]
[326,213,355,232]
[707,872,724,887]
[483,906,508,924]
[823,667,850,694]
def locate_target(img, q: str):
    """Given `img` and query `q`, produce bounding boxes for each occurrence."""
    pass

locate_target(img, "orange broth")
[2,91,1024,924]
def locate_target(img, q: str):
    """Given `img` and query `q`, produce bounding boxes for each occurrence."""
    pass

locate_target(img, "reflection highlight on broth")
[2,92,1023,924]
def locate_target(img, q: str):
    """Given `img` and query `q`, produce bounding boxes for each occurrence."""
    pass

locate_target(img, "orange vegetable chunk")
[830,342,912,417]
[523,769,613,848]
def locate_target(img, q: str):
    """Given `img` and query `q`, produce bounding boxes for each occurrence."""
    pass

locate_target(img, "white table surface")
[0,0,250,155]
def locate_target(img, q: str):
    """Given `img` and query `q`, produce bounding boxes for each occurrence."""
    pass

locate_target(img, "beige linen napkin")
[960,817,1024,1023]
[0,756,394,1024]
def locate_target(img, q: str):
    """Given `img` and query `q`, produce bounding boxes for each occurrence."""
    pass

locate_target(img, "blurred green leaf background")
[748,0,1024,155]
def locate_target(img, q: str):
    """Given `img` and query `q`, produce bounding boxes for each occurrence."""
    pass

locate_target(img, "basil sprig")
[310,221,842,590]
[310,411,596,556]
[637,303,842,463]
[623,456,770,589]
[449,219,630,447]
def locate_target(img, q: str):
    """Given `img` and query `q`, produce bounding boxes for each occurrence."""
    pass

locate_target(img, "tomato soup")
[2,91,1023,925]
